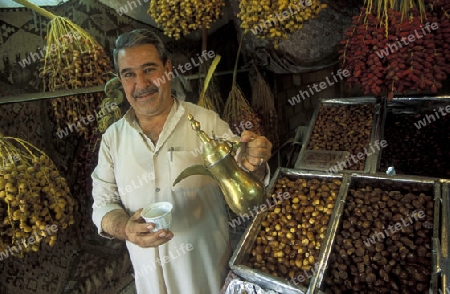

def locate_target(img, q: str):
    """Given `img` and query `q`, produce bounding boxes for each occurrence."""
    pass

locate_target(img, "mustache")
[133,87,158,98]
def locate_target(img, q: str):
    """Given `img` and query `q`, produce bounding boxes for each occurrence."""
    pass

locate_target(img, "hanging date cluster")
[39,17,113,139]
[340,0,450,100]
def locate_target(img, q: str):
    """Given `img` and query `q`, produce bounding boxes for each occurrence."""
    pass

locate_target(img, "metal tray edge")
[229,168,346,294]
[229,167,286,267]
[432,182,442,294]
[312,173,440,293]
[308,173,352,294]
[441,182,450,293]
[294,98,380,174]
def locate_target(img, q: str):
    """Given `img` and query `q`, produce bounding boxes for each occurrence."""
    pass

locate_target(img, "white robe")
[92,100,237,294]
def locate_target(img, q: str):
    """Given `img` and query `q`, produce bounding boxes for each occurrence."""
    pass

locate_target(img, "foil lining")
[224,279,278,294]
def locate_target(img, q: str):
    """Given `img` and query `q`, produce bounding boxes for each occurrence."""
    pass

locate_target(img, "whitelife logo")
[55,102,118,138]
[116,0,149,16]
[414,104,450,129]
[0,225,58,261]
[228,192,291,228]
[0,154,20,172]
[375,22,439,59]
[326,140,388,175]
[93,171,156,209]
[287,261,322,286]
[363,210,426,247]
[288,69,350,106]
[189,120,253,157]
[18,32,81,68]
[154,50,216,87]
[132,243,193,278]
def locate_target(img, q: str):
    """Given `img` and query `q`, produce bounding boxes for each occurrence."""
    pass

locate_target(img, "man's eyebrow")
[120,62,159,76]
[120,68,132,75]
[141,62,158,68]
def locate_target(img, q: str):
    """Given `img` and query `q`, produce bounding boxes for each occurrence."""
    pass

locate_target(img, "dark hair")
[113,29,169,73]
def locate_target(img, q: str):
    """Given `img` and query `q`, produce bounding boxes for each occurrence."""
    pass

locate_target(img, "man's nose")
[135,72,151,89]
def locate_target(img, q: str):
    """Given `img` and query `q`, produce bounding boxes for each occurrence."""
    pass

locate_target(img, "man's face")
[117,44,173,117]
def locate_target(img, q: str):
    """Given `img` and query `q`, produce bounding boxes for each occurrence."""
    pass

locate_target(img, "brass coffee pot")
[173,114,265,215]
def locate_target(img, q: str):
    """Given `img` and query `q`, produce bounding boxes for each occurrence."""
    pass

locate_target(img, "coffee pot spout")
[172,165,214,186]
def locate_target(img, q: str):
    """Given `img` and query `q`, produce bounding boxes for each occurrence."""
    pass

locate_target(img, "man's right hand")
[125,209,174,248]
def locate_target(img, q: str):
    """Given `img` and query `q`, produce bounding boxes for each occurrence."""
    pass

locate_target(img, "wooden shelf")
[0,85,105,105]
[185,68,250,80]
[0,68,251,105]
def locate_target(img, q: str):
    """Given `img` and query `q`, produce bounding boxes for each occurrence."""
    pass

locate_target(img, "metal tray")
[311,173,442,294]
[441,180,450,294]
[378,95,450,179]
[229,168,349,294]
[385,95,450,115]
[294,97,382,174]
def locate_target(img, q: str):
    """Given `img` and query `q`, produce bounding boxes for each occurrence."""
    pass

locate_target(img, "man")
[91,29,272,294]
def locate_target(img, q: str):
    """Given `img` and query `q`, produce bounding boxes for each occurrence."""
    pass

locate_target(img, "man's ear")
[165,59,172,72]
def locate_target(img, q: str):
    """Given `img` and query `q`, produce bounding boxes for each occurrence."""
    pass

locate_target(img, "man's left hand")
[239,131,272,177]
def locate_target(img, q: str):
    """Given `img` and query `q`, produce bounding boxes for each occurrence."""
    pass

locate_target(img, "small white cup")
[141,202,173,233]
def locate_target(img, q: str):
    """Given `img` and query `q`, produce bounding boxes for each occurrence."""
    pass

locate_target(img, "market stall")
[222,0,450,291]
[225,98,450,294]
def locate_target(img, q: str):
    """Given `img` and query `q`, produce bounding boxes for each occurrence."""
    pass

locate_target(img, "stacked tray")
[312,173,442,294]
[441,180,450,294]
[229,168,348,294]
[378,96,450,179]
[294,97,382,174]
[230,168,448,293]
